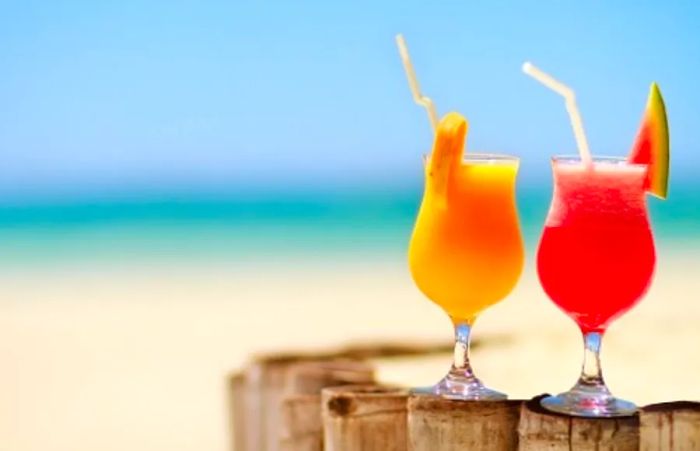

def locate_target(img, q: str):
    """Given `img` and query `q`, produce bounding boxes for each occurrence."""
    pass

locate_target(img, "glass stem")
[448,319,476,381]
[578,331,605,387]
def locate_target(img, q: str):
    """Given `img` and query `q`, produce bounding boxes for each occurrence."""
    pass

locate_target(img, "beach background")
[1,2,700,451]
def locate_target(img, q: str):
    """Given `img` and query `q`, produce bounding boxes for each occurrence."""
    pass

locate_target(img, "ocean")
[0,182,698,267]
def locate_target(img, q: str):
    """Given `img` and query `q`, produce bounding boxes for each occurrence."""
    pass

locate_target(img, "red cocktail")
[538,157,656,333]
[523,62,669,417]
[537,156,656,417]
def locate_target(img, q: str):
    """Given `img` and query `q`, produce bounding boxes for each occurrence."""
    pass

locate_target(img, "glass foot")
[540,388,637,417]
[412,375,507,400]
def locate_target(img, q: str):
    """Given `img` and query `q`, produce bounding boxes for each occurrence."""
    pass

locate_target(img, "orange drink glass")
[408,114,524,399]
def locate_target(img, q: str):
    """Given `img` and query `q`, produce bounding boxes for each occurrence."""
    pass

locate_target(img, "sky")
[1,1,699,200]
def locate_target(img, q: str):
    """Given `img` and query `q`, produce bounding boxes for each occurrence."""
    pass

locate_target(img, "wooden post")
[640,401,700,451]
[229,372,248,451]
[322,385,409,451]
[407,394,521,451]
[279,361,374,451]
[518,395,639,450]
[245,356,292,451]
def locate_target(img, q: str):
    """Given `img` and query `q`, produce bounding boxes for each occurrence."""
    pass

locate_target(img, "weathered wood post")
[279,361,375,451]
[322,385,409,451]
[229,372,249,451]
[518,395,639,450]
[407,394,521,451]
[640,401,700,451]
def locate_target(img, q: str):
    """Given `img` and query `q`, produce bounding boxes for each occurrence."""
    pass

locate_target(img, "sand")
[1,246,699,451]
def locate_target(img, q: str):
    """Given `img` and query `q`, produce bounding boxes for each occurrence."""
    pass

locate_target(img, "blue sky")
[1,1,698,199]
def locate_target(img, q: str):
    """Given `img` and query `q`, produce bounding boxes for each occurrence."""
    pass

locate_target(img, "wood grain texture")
[279,394,323,451]
[407,394,521,451]
[518,395,639,451]
[640,401,700,451]
[322,385,409,451]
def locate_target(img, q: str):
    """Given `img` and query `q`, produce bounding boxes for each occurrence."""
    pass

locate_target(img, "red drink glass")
[537,156,656,417]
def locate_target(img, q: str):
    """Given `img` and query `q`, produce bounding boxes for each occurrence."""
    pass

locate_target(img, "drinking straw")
[396,34,439,132]
[522,62,593,166]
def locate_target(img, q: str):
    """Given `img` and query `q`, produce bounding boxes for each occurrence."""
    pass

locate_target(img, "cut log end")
[408,392,523,413]
[323,385,408,418]
[643,401,700,413]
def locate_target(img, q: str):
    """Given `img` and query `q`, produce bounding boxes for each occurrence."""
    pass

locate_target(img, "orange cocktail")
[409,155,523,321]
[408,112,524,399]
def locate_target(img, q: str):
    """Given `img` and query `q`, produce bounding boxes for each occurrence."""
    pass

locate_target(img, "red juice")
[537,158,656,333]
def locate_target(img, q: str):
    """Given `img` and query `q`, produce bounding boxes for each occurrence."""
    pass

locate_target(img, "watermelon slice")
[628,83,670,199]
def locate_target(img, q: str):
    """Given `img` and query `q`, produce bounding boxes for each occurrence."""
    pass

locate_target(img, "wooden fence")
[228,345,700,451]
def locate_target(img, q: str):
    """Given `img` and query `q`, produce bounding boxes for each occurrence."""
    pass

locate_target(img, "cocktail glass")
[409,152,524,400]
[537,155,656,417]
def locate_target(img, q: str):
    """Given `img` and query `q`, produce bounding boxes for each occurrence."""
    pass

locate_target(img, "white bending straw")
[523,62,592,166]
[396,34,439,132]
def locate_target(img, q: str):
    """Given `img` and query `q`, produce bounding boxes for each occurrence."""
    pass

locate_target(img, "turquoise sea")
[1,182,698,268]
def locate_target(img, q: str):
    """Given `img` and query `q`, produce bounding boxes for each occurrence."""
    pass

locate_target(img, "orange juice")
[409,116,523,322]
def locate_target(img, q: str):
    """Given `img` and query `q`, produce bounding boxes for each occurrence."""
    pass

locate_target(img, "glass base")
[540,386,637,417]
[412,375,507,400]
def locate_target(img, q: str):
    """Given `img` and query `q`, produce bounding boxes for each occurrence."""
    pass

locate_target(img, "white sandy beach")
[1,246,699,451]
